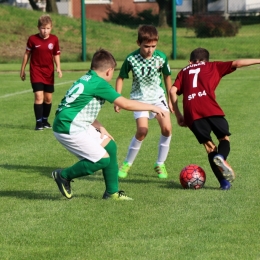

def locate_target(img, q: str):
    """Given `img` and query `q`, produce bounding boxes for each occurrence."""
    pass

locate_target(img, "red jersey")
[173,61,236,128]
[26,34,61,85]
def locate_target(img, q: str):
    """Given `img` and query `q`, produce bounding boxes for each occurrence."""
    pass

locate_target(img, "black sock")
[208,151,224,182]
[218,140,230,160]
[34,104,43,122]
[42,103,52,122]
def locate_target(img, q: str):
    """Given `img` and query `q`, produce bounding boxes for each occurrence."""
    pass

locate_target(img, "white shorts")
[133,95,169,120]
[54,125,109,162]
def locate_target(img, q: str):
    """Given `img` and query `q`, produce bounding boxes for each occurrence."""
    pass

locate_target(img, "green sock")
[102,140,119,194]
[61,157,110,180]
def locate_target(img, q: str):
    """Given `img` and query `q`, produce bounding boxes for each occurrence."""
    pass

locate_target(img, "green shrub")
[185,15,241,38]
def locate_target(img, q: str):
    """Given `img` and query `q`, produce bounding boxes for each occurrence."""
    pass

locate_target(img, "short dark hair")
[91,49,117,71]
[190,48,209,63]
[137,25,159,43]
[38,15,52,27]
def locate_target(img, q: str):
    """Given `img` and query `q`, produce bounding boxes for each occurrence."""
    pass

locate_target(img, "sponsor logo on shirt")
[48,43,54,50]
[35,45,41,48]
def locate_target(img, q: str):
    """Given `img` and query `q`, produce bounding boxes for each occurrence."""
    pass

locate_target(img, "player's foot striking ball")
[180,164,206,189]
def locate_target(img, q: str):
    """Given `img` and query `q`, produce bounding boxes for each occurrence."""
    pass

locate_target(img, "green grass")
[0,5,260,63]
[1,4,260,259]
[0,64,260,259]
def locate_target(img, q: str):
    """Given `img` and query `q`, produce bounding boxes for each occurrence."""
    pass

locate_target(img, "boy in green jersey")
[115,25,173,179]
[52,49,166,200]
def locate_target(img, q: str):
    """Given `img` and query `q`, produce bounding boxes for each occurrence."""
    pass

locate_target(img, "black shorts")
[191,116,231,144]
[32,83,54,93]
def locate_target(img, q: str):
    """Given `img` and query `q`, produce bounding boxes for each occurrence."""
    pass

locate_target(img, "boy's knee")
[104,139,117,157]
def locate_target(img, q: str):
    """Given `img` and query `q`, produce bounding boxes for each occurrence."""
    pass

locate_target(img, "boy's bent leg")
[62,157,110,180]
[218,139,230,159]
[52,169,73,199]
[208,152,231,190]
[52,158,110,199]
[102,140,133,200]
[213,154,235,182]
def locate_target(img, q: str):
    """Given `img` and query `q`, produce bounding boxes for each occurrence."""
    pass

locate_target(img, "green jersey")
[119,49,171,103]
[53,70,121,134]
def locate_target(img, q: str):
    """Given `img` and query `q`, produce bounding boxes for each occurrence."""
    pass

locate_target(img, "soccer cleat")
[118,161,131,178]
[219,179,231,190]
[213,154,235,182]
[52,169,73,199]
[154,163,168,179]
[102,190,133,200]
[42,121,52,129]
[35,122,43,131]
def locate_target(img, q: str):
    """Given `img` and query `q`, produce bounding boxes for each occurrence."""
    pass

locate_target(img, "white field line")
[0,81,74,99]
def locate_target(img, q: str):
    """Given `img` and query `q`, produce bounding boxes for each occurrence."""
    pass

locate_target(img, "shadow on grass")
[0,123,34,130]
[0,163,57,178]
[0,190,60,200]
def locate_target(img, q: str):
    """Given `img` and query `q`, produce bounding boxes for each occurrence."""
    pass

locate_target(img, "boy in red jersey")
[170,47,260,190]
[20,15,62,130]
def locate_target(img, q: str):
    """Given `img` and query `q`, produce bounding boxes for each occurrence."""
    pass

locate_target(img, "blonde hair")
[38,15,52,27]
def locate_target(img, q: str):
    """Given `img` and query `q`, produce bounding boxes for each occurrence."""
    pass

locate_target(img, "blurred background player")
[52,49,166,200]
[114,25,173,179]
[170,47,260,189]
[20,14,62,130]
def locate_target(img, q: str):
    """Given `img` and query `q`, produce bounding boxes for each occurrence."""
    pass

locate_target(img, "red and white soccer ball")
[179,164,206,189]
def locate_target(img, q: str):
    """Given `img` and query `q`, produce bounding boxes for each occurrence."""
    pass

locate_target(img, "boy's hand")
[114,105,121,113]
[20,72,26,81]
[168,101,174,113]
[176,115,186,127]
[57,69,62,78]
[152,106,165,118]
[100,126,114,140]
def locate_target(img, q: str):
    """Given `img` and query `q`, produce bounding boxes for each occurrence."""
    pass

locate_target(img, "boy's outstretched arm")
[114,96,165,118]
[232,59,260,68]
[169,86,186,127]
[164,74,174,113]
[114,76,124,113]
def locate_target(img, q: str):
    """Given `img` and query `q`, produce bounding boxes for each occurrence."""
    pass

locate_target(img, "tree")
[46,0,59,13]
[28,0,59,13]
[192,0,208,15]
[28,0,40,11]
[156,0,171,27]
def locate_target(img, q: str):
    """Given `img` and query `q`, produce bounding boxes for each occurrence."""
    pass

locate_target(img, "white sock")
[156,135,172,164]
[125,136,143,164]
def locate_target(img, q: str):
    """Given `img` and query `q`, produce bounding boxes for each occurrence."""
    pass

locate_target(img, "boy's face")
[138,40,157,59]
[38,23,52,39]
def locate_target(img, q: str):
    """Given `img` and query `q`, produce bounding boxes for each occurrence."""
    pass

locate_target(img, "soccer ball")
[179,164,206,189]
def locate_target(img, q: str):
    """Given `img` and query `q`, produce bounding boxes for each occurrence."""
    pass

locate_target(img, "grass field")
[0,62,260,259]
[1,4,260,259]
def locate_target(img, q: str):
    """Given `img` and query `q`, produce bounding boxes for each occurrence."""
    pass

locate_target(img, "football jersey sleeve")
[52,36,61,56]
[95,81,121,103]
[215,61,236,77]
[118,58,131,79]
[161,53,171,76]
